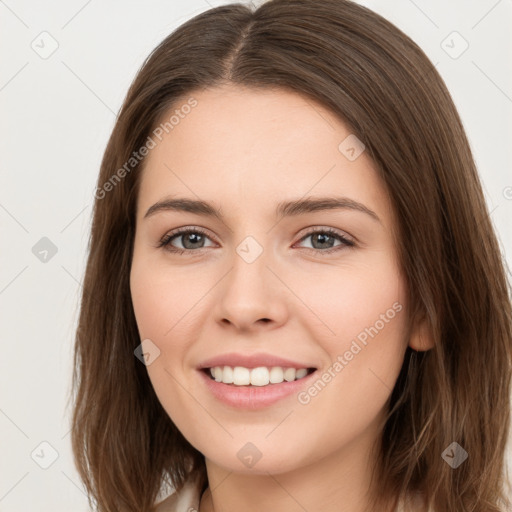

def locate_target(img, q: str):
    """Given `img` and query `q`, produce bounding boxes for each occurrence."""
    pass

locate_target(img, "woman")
[70,1,512,511]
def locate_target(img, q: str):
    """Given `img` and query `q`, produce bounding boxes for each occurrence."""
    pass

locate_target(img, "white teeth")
[269,367,283,383]
[283,368,296,382]
[250,367,269,386]
[213,367,222,382]
[295,368,308,379]
[233,366,250,385]
[207,366,312,386]
[222,365,233,384]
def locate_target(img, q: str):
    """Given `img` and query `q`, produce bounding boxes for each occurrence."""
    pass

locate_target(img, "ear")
[408,313,435,351]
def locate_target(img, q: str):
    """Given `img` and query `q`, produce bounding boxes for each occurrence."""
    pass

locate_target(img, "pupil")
[314,233,333,249]
[184,233,203,249]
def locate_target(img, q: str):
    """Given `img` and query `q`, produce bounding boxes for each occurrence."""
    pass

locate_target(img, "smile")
[205,366,315,386]
[199,366,318,410]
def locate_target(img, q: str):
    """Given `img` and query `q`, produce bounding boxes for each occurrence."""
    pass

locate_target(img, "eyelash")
[156,226,355,256]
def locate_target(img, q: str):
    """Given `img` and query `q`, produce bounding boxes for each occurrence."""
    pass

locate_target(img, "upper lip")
[197,352,317,370]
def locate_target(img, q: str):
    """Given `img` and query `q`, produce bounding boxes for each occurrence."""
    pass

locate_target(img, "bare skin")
[130,84,433,512]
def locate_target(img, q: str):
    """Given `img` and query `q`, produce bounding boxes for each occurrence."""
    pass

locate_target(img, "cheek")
[130,267,193,436]
[288,273,407,463]
[294,259,407,401]
[295,255,406,343]
[130,254,205,340]
[129,257,208,416]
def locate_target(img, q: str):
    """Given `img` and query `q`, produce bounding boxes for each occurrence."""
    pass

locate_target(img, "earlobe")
[408,315,435,352]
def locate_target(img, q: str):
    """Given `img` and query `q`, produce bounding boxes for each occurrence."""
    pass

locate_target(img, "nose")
[214,244,289,333]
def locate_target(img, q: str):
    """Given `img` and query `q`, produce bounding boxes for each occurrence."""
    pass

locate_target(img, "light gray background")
[1,0,511,510]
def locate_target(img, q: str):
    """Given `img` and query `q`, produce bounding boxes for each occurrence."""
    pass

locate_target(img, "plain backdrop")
[1,0,511,510]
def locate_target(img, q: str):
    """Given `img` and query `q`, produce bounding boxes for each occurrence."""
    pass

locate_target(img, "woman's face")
[130,84,411,475]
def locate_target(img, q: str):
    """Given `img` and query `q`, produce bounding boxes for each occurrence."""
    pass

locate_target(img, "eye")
[294,227,355,254]
[157,227,216,254]
[157,226,355,255]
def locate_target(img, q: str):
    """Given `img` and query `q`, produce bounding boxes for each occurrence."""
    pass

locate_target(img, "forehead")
[146,84,352,170]
[137,84,390,223]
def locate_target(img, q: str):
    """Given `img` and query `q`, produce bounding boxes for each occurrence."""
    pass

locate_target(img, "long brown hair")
[70,1,512,510]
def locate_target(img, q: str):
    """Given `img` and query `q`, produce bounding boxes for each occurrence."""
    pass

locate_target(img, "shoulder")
[154,475,203,512]
[154,479,431,512]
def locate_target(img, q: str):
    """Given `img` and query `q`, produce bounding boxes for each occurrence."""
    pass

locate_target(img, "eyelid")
[156,226,217,250]
[293,227,355,253]
[157,225,355,254]
[295,225,354,243]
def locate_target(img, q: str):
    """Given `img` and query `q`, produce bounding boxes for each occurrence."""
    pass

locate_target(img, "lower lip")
[198,369,317,410]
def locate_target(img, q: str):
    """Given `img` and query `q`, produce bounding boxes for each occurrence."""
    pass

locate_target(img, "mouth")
[198,365,319,410]
[201,366,317,387]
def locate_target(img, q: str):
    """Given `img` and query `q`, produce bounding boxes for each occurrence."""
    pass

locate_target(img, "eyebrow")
[143,196,381,224]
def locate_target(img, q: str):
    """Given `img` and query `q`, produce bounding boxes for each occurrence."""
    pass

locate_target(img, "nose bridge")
[229,233,273,299]
[215,233,286,328]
